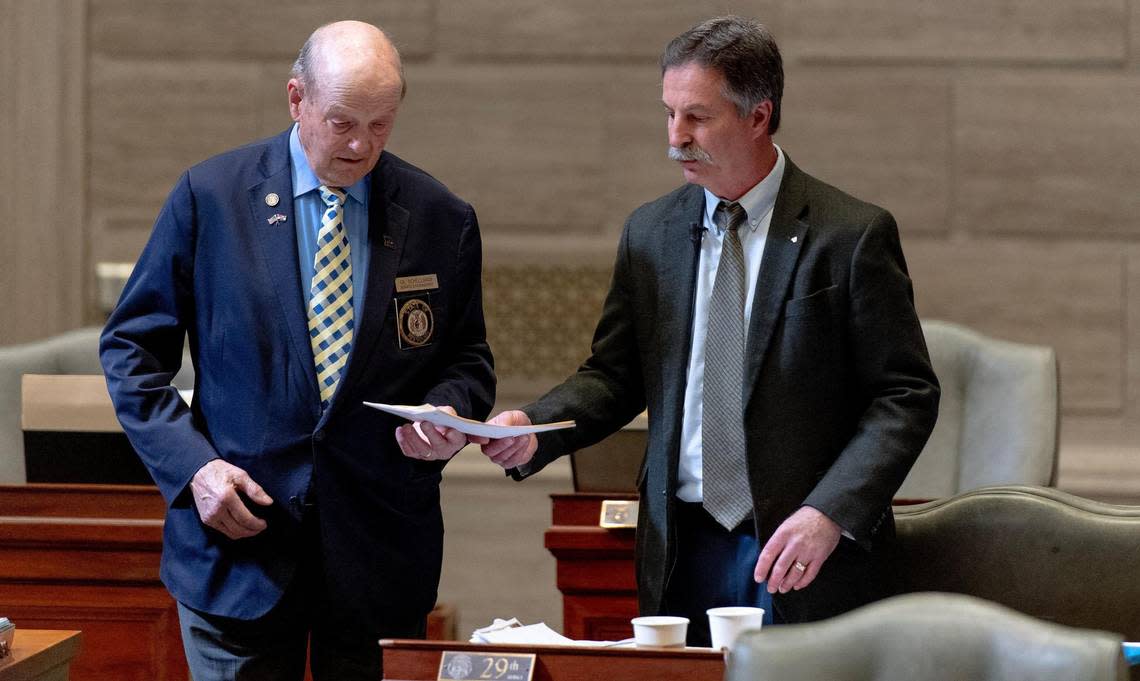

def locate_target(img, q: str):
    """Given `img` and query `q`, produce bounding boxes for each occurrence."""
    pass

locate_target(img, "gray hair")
[291,23,407,100]
[661,16,783,134]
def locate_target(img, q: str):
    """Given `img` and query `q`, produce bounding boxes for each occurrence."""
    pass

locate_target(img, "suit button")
[314,430,326,442]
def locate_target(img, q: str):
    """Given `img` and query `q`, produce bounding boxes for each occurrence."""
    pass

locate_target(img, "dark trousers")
[177,508,388,681]
[662,501,774,646]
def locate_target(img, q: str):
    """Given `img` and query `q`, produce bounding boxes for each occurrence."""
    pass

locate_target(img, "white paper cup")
[707,606,765,650]
[631,615,689,648]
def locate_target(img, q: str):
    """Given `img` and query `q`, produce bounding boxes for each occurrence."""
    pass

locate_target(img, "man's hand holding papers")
[365,403,571,464]
[467,410,542,470]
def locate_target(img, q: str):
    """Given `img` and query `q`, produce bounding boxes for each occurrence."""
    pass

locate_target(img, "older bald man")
[101,21,494,680]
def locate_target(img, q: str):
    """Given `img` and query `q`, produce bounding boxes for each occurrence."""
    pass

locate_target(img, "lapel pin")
[383,235,396,250]
[267,213,288,225]
[265,193,280,207]
[790,236,798,243]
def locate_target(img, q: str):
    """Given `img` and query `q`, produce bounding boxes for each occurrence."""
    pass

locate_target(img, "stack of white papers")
[363,403,574,438]
[471,618,574,645]
[470,617,634,648]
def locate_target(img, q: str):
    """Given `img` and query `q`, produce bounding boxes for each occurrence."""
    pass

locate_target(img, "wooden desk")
[380,639,724,681]
[545,493,637,640]
[0,484,458,681]
[0,484,180,681]
[0,630,82,681]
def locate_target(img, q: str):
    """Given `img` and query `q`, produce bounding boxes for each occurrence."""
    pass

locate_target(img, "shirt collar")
[288,123,368,205]
[703,144,786,234]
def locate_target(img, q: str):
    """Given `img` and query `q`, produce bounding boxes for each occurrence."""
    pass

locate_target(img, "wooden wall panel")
[907,240,1125,413]
[778,67,951,235]
[783,0,1127,62]
[2,587,185,681]
[439,0,782,59]
[387,65,609,233]
[0,485,184,681]
[955,71,1140,238]
[89,0,436,59]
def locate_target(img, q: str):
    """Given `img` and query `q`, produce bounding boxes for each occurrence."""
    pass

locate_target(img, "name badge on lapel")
[394,274,439,349]
[395,274,439,293]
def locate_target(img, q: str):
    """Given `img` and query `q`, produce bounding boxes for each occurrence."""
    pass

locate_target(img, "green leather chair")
[892,485,1140,680]
[727,592,1128,681]
[891,486,1140,637]
[898,320,1059,500]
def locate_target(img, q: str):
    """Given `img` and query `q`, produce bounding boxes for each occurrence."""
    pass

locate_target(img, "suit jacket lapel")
[248,132,321,403]
[658,185,706,330]
[744,158,808,405]
[658,185,705,477]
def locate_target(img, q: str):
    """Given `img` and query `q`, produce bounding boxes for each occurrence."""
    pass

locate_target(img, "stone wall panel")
[955,71,1140,237]
[90,0,435,59]
[783,0,1126,62]
[908,240,1125,413]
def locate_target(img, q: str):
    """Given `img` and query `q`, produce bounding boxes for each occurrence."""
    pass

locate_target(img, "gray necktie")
[703,200,753,531]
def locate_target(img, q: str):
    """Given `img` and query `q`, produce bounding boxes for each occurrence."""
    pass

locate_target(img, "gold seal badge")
[397,297,434,347]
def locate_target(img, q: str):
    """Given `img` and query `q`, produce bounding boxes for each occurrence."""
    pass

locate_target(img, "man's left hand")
[395,405,467,461]
[754,506,842,594]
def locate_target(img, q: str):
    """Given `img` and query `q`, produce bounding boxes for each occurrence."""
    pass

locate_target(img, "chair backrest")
[726,592,1128,681]
[892,485,1140,644]
[0,327,194,483]
[898,319,1059,499]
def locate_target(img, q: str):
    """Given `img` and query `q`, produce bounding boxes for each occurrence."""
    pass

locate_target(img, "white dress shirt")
[676,145,787,502]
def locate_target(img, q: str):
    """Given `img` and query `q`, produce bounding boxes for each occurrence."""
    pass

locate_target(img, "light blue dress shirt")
[676,145,787,503]
[289,124,370,315]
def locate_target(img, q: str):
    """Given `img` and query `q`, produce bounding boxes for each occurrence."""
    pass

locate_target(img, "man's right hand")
[468,410,538,470]
[189,459,274,540]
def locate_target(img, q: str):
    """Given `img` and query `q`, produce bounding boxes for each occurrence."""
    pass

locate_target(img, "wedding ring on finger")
[793,560,807,573]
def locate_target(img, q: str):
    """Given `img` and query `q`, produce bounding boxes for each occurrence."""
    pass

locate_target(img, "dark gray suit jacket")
[517,156,939,621]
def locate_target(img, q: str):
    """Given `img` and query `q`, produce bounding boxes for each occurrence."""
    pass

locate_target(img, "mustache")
[667,145,713,163]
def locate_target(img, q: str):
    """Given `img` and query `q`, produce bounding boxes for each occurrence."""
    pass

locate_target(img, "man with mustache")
[473,16,938,644]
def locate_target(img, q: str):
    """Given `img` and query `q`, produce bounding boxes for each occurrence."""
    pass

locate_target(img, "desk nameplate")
[438,651,535,681]
[382,638,724,681]
[599,500,638,529]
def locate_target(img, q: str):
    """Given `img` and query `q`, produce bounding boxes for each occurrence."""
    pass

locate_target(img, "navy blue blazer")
[100,130,495,633]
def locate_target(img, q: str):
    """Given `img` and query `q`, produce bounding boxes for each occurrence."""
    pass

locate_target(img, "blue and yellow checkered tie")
[309,186,353,410]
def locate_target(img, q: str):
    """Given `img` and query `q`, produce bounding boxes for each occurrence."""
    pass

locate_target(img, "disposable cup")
[631,615,689,648]
[707,606,765,650]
